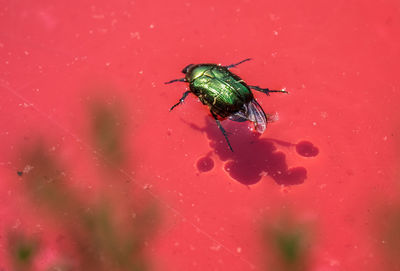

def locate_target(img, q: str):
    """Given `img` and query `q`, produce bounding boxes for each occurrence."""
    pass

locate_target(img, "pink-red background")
[1,0,400,270]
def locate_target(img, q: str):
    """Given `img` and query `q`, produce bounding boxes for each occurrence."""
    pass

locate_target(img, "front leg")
[170,91,191,111]
[248,85,288,96]
[165,78,186,84]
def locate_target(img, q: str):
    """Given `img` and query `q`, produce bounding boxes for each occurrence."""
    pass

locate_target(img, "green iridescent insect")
[165,58,287,151]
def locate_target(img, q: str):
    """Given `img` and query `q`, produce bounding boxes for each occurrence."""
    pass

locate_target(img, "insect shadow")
[187,117,309,186]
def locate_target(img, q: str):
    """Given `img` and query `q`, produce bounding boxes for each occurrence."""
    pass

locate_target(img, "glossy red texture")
[1,0,400,270]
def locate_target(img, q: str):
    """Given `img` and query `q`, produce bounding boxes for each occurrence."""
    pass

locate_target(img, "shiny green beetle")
[165,58,287,151]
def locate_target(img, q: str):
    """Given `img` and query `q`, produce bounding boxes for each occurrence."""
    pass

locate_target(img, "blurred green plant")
[373,201,400,270]
[7,231,39,271]
[262,213,313,271]
[8,95,158,271]
[89,99,126,166]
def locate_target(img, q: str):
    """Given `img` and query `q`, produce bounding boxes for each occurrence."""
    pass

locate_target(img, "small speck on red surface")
[1,0,400,270]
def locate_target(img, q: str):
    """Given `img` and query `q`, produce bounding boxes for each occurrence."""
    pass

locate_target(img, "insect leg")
[170,91,191,111]
[210,111,233,152]
[225,58,252,69]
[165,78,186,84]
[248,85,288,96]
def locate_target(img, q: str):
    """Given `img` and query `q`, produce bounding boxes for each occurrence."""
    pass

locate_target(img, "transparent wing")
[228,99,268,133]
[245,99,267,133]
[228,112,247,122]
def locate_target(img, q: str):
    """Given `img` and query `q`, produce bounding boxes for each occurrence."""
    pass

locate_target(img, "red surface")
[1,0,400,270]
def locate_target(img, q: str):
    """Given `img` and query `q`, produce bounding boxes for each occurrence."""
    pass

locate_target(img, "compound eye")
[182,64,194,74]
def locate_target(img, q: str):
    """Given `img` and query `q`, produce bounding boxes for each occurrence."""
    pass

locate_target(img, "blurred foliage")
[7,231,39,271]
[19,140,75,214]
[89,99,126,166]
[8,96,158,271]
[374,201,400,270]
[262,213,312,271]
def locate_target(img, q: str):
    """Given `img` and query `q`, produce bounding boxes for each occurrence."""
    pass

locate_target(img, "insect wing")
[228,112,247,122]
[246,99,267,133]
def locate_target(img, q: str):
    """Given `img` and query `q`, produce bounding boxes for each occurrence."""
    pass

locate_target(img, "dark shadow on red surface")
[296,141,319,157]
[196,156,215,172]
[190,117,314,186]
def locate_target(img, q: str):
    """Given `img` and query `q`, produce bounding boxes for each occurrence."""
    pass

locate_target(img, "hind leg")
[248,85,288,96]
[225,58,252,69]
[210,111,233,152]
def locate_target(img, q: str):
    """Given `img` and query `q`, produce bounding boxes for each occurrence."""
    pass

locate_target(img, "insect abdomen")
[190,67,253,117]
